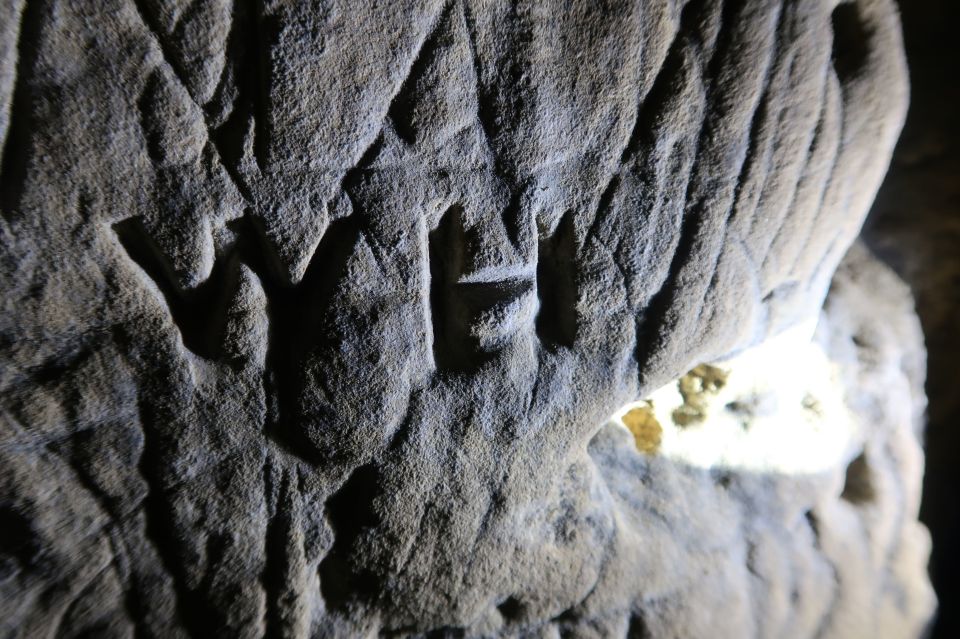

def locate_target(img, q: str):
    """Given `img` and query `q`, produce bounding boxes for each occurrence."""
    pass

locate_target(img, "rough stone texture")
[590,241,935,639]
[0,0,929,637]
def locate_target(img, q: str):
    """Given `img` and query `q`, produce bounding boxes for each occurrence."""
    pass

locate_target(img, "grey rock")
[0,0,928,637]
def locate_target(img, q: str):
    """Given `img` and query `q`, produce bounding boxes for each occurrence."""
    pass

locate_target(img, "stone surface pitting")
[0,0,929,636]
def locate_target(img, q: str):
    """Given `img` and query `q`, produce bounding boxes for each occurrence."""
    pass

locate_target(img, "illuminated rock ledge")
[613,319,857,476]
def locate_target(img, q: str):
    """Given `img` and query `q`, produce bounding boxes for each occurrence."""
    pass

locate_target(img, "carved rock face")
[0,0,930,637]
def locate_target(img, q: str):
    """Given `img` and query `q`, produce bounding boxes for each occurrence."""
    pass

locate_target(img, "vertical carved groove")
[318,463,383,610]
[0,0,46,219]
[536,211,577,349]
[115,213,362,464]
[428,204,468,371]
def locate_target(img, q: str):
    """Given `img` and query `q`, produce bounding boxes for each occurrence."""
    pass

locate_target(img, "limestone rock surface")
[0,0,929,637]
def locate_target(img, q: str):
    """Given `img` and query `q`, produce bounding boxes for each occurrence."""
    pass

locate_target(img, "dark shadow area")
[0,505,39,571]
[863,2,960,636]
[318,463,383,611]
[830,2,870,84]
[536,211,578,349]
[0,0,45,220]
[840,452,875,506]
[135,399,222,638]
[496,595,525,624]
[429,204,471,371]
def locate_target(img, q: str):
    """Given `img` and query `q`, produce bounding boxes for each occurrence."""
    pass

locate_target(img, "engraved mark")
[535,211,577,349]
[0,0,45,220]
[115,213,361,462]
[428,204,533,372]
[317,463,383,611]
[114,217,235,359]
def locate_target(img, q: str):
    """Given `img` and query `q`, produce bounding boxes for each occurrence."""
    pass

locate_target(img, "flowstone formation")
[0,0,934,637]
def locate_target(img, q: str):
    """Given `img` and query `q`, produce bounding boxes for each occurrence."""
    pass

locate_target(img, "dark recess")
[831,2,871,83]
[496,596,525,623]
[387,2,450,145]
[0,0,46,220]
[318,463,383,610]
[840,452,875,505]
[535,211,578,349]
[429,204,470,370]
[136,400,222,638]
[627,611,653,639]
[0,505,40,571]
[425,627,466,639]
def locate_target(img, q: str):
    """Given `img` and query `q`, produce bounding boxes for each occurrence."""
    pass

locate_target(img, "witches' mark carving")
[429,205,534,372]
[536,211,578,349]
[115,215,361,461]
